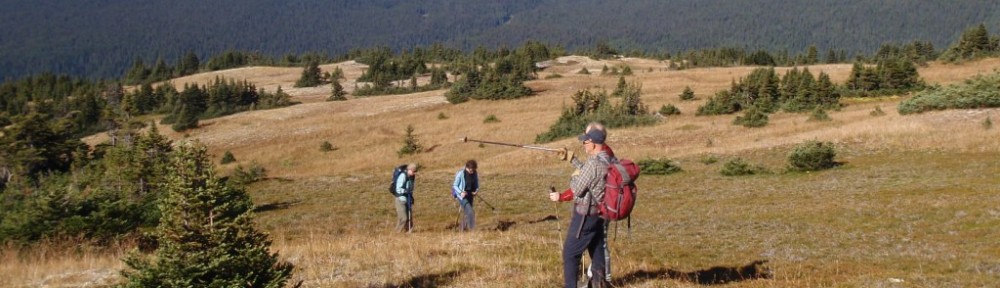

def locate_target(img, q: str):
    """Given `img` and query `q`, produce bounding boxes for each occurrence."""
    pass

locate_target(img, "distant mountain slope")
[1,0,998,79]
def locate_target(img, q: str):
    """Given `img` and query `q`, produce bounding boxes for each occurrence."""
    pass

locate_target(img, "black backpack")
[388,164,409,196]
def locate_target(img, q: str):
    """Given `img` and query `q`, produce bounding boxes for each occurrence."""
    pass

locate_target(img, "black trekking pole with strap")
[550,186,561,232]
[603,221,612,284]
[476,194,497,211]
[454,200,463,231]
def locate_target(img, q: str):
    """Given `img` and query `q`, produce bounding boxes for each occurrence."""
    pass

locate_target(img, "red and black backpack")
[599,159,639,221]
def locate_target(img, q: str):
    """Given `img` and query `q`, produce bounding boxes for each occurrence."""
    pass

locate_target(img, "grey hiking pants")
[458,197,475,231]
[394,199,412,232]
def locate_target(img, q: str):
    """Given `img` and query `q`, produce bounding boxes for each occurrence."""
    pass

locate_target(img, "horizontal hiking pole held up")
[460,137,565,154]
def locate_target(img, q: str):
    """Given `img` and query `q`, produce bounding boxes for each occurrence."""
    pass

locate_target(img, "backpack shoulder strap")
[611,162,631,184]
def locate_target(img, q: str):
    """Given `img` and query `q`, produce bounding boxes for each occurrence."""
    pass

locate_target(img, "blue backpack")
[388,164,408,196]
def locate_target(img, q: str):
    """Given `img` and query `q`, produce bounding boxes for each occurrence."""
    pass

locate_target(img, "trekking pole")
[408,201,414,233]
[603,222,612,284]
[461,137,565,154]
[476,194,497,211]
[550,186,561,232]
[454,199,463,231]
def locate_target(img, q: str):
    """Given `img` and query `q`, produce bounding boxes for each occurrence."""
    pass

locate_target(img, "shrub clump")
[220,151,236,164]
[637,158,682,175]
[659,104,681,116]
[808,108,831,121]
[720,158,768,176]
[787,141,837,172]
[733,106,769,127]
[679,86,696,101]
[870,106,887,116]
[535,81,657,143]
[483,114,500,123]
[231,161,267,186]
[699,154,719,165]
[897,71,1000,114]
[320,141,335,152]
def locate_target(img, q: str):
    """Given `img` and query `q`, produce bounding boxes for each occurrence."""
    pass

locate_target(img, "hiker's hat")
[577,129,606,144]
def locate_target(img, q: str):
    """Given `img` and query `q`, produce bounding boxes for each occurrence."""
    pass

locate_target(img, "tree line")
[4,0,998,80]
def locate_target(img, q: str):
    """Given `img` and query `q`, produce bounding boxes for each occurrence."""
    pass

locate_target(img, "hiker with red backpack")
[550,125,613,288]
[550,123,639,288]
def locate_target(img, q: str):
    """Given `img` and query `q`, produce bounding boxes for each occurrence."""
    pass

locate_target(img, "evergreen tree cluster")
[357,47,429,87]
[157,77,295,131]
[872,42,939,66]
[0,74,111,137]
[351,46,456,96]
[939,24,1000,62]
[536,81,656,143]
[123,51,201,86]
[120,142,292,287]
[843,57,924,97]
[293,61,324,88]
[124,50,337,86]
[1,124,172,242]
[667,45,852,69]
[697,67,840,116]
[444,42,548,104]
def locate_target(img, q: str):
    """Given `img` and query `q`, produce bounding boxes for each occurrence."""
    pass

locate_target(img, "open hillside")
[8,57,1000,287]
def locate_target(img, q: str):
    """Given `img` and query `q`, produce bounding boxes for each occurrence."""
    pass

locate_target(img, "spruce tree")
[679,86,695,101]
[824,48,838,64]
[220,151,236,164]
[430,68,448,86]
[397,125,422,157]
[611,76,628,97]
[327,79,348,101]
[119,142,293,287]
[294,60,323,87]
[806,45,819,64]
[150,58,171,82]
[176,51,200,76]
[124,58,150,85]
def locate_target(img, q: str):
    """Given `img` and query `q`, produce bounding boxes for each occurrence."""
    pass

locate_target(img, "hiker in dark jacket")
[550,127,615,288]
[394,163,417,232]
[451,160,479,232]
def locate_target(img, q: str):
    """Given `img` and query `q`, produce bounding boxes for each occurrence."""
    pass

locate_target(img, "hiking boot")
[587,277,613,288]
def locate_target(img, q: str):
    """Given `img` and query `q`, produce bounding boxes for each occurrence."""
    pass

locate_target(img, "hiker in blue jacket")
[452,160,479,232]
[394,163,417,233]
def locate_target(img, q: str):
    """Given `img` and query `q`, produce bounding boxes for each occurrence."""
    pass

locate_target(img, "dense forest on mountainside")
[2,0,998,79]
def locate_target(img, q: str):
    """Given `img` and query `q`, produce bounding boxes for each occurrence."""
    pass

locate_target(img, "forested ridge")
[2,0,998,79]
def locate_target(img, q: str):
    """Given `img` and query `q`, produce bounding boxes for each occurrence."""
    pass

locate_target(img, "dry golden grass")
[10,56,1000,287]
[0,240,127,287]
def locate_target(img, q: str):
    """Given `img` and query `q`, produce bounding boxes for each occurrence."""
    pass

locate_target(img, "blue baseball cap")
[577,129,606,144]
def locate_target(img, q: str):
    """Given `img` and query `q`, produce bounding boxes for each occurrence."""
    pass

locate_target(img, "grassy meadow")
[4,56,1000,287]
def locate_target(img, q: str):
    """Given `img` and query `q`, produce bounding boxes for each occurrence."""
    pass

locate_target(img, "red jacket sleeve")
[558,188,574,202]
